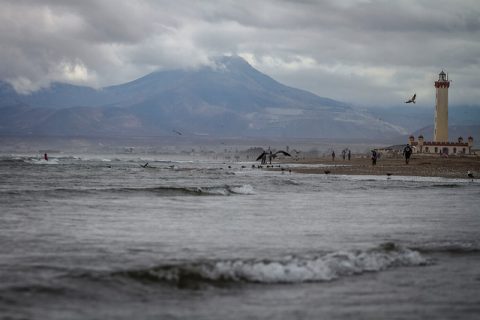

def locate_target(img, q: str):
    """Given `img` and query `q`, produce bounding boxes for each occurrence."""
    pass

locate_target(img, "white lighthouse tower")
[408,71,474,155]
[434,70,450,142]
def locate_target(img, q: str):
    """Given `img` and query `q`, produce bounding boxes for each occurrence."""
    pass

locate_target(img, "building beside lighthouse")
[408,71,474,155]
[408,134,474,155]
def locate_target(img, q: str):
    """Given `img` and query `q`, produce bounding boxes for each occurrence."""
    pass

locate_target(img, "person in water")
[403,145,413,164]
[44,153,48,161]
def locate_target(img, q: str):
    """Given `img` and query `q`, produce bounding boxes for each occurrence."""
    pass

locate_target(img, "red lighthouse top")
[435,70,450,88]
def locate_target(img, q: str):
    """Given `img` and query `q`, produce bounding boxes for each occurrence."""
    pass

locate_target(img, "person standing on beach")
[403,145,412,164]
[332,150,335,162]
[347,149,351,161]
[371,150,377,166]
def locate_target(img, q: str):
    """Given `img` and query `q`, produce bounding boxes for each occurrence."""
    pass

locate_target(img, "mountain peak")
[0,57,407,140]
[212,55,250,66]
[207,55,254,74]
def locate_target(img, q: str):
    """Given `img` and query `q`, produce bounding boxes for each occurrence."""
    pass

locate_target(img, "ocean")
[1,153,479,320]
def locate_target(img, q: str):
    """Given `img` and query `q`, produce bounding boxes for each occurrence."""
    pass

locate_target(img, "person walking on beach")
[403,144,413,164]
[331,150,335,162]
[347,149,351,161]
[342,149,346,160]
[371,150,377,166]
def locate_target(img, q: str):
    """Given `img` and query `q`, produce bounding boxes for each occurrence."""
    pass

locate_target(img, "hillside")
[0,56,411,140]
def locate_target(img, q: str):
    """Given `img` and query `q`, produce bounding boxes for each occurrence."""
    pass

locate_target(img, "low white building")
[409,135,474,155]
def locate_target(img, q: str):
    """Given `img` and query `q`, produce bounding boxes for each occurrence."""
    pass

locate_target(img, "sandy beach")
[284,155,480,179]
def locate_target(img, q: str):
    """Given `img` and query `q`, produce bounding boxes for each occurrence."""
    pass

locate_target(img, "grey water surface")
[1,154,479,319]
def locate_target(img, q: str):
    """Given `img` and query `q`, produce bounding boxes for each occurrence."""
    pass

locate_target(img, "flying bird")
[405,93,416,104]
[274,150,291,157]
[172,129,182,135]
[256,150,291,164]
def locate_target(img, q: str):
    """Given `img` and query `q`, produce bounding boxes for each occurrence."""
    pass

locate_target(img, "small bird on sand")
[405,93,416,104]
[467,171,474,179]
[324,170,331,174]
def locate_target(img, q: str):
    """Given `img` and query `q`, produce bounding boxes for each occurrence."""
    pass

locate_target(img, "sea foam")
[117,244,428,286]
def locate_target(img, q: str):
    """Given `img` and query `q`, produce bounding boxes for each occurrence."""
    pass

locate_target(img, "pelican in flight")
[256,149,291,165]
[405,93,416,104]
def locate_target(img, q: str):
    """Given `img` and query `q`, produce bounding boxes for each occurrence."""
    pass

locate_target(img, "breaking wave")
[410,241,480,254]
[112,243,427,287]
[2,184,255,197]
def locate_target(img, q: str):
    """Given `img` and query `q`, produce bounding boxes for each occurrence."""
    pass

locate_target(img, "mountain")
[0,56,408,140]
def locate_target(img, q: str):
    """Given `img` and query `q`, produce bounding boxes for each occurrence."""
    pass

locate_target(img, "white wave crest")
[203,249,425,283]
[228,184,255,195]
[146,246,427,284]
[28,158,59,165]
[193,185,255,196]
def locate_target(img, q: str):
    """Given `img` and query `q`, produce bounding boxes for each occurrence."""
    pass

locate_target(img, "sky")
[1,0,479,107]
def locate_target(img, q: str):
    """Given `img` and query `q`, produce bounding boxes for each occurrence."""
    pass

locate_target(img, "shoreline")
[281,155,480,179]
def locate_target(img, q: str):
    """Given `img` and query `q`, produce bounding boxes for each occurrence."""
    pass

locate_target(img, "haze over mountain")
[361,104,480,142]
[0,56,467,141]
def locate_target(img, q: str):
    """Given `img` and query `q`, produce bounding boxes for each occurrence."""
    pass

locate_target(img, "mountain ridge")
[0,56,417,140]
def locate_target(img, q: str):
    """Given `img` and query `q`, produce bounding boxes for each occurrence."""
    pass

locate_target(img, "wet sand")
[283,155,480,179]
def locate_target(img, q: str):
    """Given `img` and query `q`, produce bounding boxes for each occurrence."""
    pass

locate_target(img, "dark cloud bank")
[1,0,479,107]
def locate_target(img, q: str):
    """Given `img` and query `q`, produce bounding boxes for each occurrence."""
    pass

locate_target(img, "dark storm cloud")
[1,0,479,106]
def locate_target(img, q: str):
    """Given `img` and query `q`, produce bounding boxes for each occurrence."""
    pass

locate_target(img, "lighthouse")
[408,71,474,155]
[434,70,450,142]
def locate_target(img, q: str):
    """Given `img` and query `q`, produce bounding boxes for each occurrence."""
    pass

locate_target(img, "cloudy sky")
[1,0,479,107]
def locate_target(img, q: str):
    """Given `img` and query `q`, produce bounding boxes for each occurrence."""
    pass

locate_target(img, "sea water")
[0,154,479,319]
